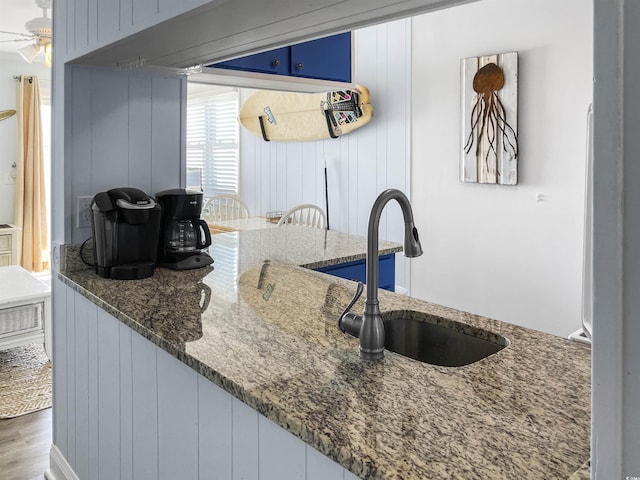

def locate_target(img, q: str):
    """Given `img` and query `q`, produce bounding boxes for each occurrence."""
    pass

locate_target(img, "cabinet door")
[377,254,396,291]
[290,32,351,82]
[315,254,395,292]
[209,47,290,75]
[0,253,11,267]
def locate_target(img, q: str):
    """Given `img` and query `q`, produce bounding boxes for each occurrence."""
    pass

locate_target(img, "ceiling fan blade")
[0,30,37,39]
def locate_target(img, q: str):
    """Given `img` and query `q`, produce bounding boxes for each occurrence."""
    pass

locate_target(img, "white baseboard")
[45,444,79,480]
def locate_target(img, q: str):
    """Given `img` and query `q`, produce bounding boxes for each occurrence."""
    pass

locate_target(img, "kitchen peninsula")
[56,228,590,479]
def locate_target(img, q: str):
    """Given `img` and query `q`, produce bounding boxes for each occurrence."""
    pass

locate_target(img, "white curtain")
[15,75,48,272]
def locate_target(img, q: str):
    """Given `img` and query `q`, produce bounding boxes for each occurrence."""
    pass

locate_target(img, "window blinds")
[186,85,239,200]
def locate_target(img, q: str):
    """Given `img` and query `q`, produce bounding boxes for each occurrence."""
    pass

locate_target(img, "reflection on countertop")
[206,216,279,234]
[568,460,591,480]
[59,227,590,480]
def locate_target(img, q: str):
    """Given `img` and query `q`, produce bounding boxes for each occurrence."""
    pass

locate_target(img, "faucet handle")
[338,282,364,334]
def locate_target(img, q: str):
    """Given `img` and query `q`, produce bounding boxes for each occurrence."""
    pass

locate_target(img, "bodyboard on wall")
[239,85,373,142]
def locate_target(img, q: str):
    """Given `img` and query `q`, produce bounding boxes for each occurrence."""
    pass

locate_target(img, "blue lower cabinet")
[315,253,395,292]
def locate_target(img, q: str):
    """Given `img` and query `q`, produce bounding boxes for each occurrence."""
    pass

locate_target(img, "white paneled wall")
[51,279,363,480]
[60,0,208,62]
[67,66,186,245]
[240,19,413,291]
[52,0,194,247]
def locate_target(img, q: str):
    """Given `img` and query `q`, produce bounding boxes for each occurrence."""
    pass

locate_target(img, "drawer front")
[0,234,12,252]
[0,302,44,338]
[0,252,12,267]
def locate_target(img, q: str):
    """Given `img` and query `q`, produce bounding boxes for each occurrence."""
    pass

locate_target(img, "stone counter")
[60,227,590,479]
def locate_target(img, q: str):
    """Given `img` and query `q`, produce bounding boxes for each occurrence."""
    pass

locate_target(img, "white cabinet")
[0,225,19,266]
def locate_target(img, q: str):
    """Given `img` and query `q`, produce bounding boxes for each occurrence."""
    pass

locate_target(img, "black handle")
[338,282,364,334]
[199,283,212,313]
[194,219,212,249]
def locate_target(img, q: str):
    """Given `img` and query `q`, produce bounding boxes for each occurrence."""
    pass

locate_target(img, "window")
[186,84,240,200]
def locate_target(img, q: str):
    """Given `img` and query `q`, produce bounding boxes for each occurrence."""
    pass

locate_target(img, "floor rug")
[0,343,52,419]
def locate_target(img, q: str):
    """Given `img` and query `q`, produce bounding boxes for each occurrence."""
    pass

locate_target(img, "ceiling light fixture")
[2,0,53,66]
[44,42,52,66]
[18,43,41,64]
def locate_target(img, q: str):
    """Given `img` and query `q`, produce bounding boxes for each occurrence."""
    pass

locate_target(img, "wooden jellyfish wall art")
[461,52,519,185]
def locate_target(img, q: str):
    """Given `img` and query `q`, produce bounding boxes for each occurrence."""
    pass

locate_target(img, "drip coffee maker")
[156,189,213,270]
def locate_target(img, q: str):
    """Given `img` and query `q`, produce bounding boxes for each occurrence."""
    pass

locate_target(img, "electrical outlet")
[77,196,93,228]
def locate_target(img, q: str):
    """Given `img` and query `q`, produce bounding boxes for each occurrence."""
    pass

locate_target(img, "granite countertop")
[60,227,591,479]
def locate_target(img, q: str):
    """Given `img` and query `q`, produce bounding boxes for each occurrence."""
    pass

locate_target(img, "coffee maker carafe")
[156,189,214,270]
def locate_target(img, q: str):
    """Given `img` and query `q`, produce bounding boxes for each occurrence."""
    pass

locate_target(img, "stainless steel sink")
[381,310,508,367]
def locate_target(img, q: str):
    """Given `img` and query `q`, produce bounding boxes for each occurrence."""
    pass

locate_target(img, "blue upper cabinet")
[208,32,352,83]
[211,47,291,75]
[289,33,352,82]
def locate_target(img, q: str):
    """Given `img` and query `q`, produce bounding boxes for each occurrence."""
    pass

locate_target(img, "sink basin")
[381,310,508,367]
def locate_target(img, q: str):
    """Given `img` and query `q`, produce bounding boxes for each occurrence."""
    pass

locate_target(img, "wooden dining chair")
[276,204,327,229]
[202,194,250,222]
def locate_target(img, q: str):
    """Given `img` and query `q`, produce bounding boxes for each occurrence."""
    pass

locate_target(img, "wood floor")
[0,408,52,480]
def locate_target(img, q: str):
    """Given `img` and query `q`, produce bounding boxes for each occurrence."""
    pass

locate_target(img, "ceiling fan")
[0,0,52,66]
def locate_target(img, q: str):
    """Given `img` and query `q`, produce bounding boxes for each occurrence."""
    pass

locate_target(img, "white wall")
[0,53,50,225]
[240,19,412,291]
[410,0,593,337]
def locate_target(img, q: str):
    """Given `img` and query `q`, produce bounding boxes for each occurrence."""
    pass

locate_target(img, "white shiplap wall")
[62,0,208,62]
[52,0,199,247]
[240,19,413,291]
[67,65,186,245]
[51,278,361,480]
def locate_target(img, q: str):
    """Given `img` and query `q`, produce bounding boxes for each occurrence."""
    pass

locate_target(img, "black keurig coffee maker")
[91,187,162,280]
[156,189,214,270]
